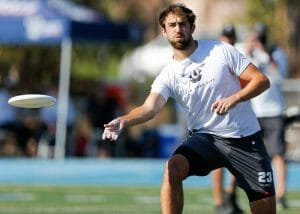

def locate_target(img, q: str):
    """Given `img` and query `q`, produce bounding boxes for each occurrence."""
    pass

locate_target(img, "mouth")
[174,35,184,41]
[175,33,183,38]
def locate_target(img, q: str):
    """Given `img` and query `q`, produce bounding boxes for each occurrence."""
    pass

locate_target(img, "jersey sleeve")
[150,68,171,102]
[223,43,251,76]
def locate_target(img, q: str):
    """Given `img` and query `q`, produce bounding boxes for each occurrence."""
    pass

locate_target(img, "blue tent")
[0,0,143,159]
[0,0,142,44]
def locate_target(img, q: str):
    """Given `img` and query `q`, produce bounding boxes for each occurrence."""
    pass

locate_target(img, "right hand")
[102,118,124,141]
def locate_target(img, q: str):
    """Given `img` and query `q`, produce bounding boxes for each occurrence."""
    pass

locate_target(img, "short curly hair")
[158,3,196,29]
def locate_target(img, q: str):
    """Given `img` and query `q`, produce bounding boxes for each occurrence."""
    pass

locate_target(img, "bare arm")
[102,93,166,141]
[211,63,270,115]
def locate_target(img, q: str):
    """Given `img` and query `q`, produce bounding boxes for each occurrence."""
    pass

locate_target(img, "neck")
[173,40,197,61]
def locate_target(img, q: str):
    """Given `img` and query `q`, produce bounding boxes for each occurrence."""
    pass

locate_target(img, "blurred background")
[1,0,300,161]
[0,0,300,213]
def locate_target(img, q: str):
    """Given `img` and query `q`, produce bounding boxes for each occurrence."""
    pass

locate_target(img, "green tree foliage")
[0,0,150,92]
[0,45,60,91]
[246,0,300,77]
[246,0,276,24]
[286,0,300,77]
[71,42,137,80]
[246,0,280,43]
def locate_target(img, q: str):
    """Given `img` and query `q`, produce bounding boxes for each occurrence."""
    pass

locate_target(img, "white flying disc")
[8,94,56,108]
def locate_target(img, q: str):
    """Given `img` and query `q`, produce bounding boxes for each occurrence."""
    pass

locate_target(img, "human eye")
[179,22,188,27]
[168,22,176,28]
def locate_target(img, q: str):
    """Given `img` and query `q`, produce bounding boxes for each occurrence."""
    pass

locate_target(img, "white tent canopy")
[119,36,172,82]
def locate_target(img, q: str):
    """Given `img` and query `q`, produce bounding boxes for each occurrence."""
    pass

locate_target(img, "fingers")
[102,128,119,141]
[101,129,108,140]
[211,101,230,115]
[103,123,114,130]
[102,118,122,141]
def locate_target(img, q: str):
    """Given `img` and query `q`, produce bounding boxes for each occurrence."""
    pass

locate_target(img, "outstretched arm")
[211,63,270,115]
[102,92,166,141]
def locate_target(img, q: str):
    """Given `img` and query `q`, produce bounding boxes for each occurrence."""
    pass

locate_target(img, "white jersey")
[151,40,260,138]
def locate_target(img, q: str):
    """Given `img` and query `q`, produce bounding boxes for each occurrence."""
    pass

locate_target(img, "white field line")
[134,195,159,203]
[288,200,300,207]
[0,193,35,201]
[64,194,106,203]
[0,206,159,214]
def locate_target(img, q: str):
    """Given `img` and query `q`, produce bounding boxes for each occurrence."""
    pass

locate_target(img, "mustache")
[174,33,184,37]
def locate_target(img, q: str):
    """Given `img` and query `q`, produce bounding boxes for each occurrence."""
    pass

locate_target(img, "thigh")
[223,132,275,200]
[173,133,226,176]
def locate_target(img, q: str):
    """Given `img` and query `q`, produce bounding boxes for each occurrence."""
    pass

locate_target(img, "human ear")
[191,24,196,34]
[160,26,167,38]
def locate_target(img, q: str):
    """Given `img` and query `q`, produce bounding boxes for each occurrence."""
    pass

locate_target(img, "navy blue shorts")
[173,131,275,201]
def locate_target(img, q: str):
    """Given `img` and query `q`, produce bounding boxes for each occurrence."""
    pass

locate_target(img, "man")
[211,24,243,214]
[102,4,275,214]
[243,23,288,210]
[219,24,237,45]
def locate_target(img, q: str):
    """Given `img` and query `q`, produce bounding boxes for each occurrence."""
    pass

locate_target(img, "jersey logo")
[189,63,205,83]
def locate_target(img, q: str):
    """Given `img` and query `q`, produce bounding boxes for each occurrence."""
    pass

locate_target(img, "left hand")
[211,96,237,115]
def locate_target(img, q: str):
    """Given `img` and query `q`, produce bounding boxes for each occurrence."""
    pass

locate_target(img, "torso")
[151,40,261,138]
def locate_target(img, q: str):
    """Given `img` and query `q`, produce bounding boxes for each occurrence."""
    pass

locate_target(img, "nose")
[174,23,182,32]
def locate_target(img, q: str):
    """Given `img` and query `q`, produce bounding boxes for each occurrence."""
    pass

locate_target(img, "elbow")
[147,108,158,120]
[264,76,271,90]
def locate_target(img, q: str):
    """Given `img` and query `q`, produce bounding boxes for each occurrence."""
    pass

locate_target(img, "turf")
[0,185,299,214]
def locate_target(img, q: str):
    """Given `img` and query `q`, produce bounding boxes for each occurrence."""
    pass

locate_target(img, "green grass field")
[0,185,299,214]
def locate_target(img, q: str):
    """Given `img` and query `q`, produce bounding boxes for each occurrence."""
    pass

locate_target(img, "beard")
[169,35,193,50]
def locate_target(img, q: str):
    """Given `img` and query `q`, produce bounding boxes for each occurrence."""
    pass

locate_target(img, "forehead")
[164,13,188,24]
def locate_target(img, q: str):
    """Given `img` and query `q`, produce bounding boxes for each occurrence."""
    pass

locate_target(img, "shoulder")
[198,39,223,49]
[160,61,173,74]
[198,39,236,53]
[194,39,224,59]
[154,63,173,83]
